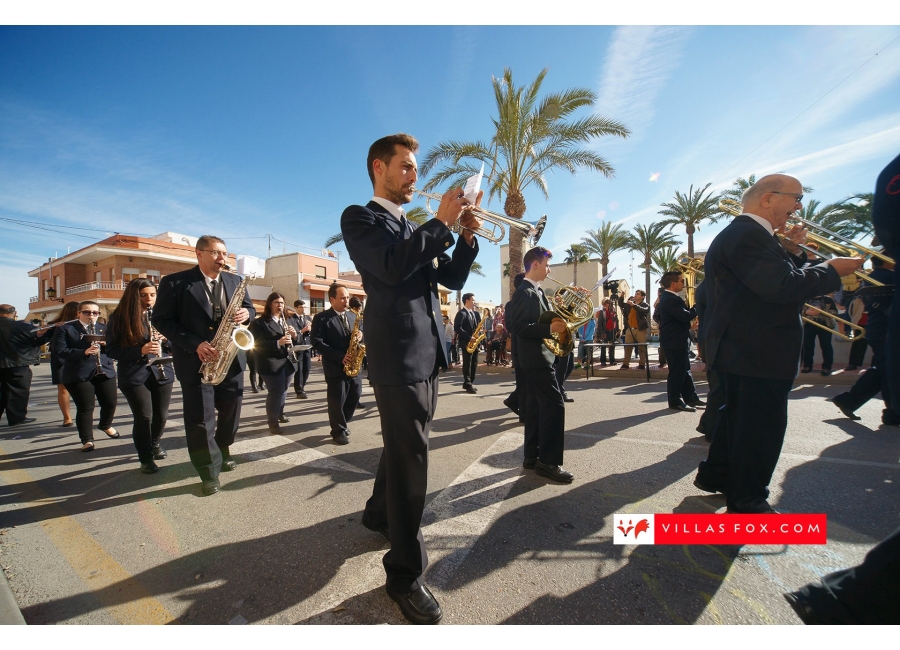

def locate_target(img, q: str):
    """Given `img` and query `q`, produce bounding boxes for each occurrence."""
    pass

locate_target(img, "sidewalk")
[0,566,25,625]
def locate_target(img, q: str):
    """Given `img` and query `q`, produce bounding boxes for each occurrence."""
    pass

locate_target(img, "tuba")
[200,272,255,385]
[466,307,491,354]
[676,255,704,307]
[344,308,365,377]
[539,277,595,357]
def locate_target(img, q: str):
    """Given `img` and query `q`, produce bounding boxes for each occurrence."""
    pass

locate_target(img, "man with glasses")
[693,174,862,513]
[153,235,255,496]
[0,304,54,426]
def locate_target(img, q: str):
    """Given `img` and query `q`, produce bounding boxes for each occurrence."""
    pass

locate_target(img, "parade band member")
[657,270,703,412]
[694,174,862,513]
[288,299,313,398]
[502,273,526,420]
[454,293,480,393]
[249,293,297,434]
[506,246,573,483]
[47,301,80,427]
[106,279,174,474]
[341,133,480,625]
[0,304,53,426]
[152,235,255,496]
[310,284,361,445]
[54,301,118,452]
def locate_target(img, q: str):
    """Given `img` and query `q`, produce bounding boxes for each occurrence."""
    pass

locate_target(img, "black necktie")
[399,214,408,236]
[88,323,95,335]
[210,280,223,321]
[340,312,348,333]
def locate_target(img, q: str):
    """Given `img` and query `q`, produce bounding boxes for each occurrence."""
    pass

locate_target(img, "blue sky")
[2,24,900,312]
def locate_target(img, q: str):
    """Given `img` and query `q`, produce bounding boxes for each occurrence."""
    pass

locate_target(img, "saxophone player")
[248,293,297,434]
[453,293,481,393]
[310,283,361,445]
[152,235,255,496]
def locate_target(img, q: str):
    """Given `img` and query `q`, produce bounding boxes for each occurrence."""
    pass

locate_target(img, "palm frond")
[323,233,343,248]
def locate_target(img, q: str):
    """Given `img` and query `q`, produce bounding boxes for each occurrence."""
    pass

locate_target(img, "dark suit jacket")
[704,214,842,380]
[658,291,697,350]
[151,266,255,382]
[311,308,356,380]
[454,308,481,346]
[340,201,478,385]
[0,319,52,368]
[505,281,555,370]
[105,311,174,389]
[286,313,312,346]
[694,280,708,344]
[54,321,116,384]
[248,316,298,376]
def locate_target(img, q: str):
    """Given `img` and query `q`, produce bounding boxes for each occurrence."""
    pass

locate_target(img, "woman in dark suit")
[47,301,80,427]
[248,292,297,434]
[106,279,174,473]
[53,300,118,452]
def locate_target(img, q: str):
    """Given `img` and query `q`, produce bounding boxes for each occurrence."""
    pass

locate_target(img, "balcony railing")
[66,281,126,295]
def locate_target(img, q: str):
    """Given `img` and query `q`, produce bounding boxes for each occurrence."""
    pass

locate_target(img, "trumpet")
[412,188,547,246]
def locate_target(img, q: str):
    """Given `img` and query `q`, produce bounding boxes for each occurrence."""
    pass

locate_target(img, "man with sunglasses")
[0,304,54,426]
[153,235,255,496]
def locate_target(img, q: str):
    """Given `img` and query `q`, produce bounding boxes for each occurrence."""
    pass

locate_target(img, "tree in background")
[420,68,629,298]
[650,246,681,276]
[563,243,590,287]
[657,182,721,258]
[580,221,630,282]
[628,223,682,299]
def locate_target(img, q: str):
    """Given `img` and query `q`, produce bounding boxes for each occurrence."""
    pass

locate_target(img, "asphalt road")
[1,361,898,625]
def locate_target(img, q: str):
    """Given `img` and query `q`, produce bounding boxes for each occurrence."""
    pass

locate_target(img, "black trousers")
[179,369,243,481]
[65,377,118,444]
[554,352,574,394]
[261,364,295,425]
[664,347,699,407]
[697,372,794,512]
[697,367,724,438]
[120,374,173,463]
[292,350,311,394]
[324,374,361,437]
[802,323,833,370]
[506,347,525,415]
[838,326,895,416]
[598,329,616,363]
[848,336,869,367]
[0,366,32,425]
[247,351,260,389]
[461,346,478,386]
[522,366,566,465]
[364,364,439,595]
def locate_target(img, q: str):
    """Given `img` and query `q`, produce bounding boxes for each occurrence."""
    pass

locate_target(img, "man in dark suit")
[310,283,361,445]
[693,174,862,513]
[288,299,313,399]
[340,133,480,625]
[454,293,480,393]
[505,246,572,484]
[0,304,53,426]
[657,270,702,412]
[152,235,254,496]
[502,273,526,419]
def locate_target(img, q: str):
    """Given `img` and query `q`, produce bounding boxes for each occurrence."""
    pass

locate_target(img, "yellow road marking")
[0,444,176,624]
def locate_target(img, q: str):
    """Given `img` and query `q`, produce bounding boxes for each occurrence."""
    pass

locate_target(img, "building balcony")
[29,281,127,311]
[66,280,126,295]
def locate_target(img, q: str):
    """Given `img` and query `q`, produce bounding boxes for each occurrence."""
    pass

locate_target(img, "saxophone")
[343,308,365,377]
[466,308,491,354]
[200,272,255,385]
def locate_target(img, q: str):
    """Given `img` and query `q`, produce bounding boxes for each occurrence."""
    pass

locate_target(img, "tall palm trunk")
[505,191,527,297]
[644,255,652,299]
[686,224,695,259]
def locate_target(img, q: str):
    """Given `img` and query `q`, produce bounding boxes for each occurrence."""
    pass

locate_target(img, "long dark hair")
[262,292,286,320]
[117,278,157,347]
[49,301,80,324]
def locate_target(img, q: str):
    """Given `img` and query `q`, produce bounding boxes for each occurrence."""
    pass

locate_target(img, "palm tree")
[580,221,630,281]
[628,223,682,298]
[657,183,721,258]
[563,243,590,286]
[834,193,874,239]
[420,68,630,297]
[323,207,430,247]
[650,246,681,276]
[456,261,485,309]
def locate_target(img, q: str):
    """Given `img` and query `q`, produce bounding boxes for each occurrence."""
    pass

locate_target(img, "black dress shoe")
[669,403,696,412]
[693,476,726,494]
[464,384,477,394]
[268,422,284,434]
[882,409,900,426]
[151,445,167,460]
[534,460,574,483]
[278,415,290,423]
[387,584,443,625]
[362,520,390,541]
[832,396,861,420]
[9,417,36,426]
[502,397,520,415]
[687,399,706,408]
[800,367,812,373]
[201,478,220,496]
[821,369,833,376]
[562,394,574,403]
[140,460,159,474]
[296,391,308,399]
[332,434,350,445]
[251,385,259,393]
[844,365,858,371]
[221,458,237,472]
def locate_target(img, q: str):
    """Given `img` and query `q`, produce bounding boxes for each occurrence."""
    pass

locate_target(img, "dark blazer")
[704,214,842,380]
[310,308,356,380]
[151,266,255,382]
[340,201,478,385]
[249,316,298,376]
[505,281,555,370]
[658,291,697,350]
[454,308,481,346]
[616,295,650,331]
[54,321,116,384]
[286,313,312,346]
[0,319,52,368]
[694,280,708,344]
[105,311,174,389]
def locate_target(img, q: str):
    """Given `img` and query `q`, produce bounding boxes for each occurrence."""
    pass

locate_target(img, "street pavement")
[1,361,898,625]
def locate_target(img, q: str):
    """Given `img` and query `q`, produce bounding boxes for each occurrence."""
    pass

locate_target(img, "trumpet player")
[248,293,297,434]
[310,284,361,445]
[454,293,480,393]
[106,278,174,473]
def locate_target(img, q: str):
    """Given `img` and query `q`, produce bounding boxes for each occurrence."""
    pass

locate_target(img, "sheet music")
[463,163,484,203]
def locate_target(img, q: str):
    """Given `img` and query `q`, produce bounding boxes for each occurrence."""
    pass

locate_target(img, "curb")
[0,568,25,625]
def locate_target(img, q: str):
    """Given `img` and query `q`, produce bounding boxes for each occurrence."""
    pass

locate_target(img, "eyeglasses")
[769,191,803,204]
[81,310,101,316]
[199,249,229,258]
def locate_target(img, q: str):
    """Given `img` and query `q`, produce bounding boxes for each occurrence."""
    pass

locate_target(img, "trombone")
[412,188,547,246]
